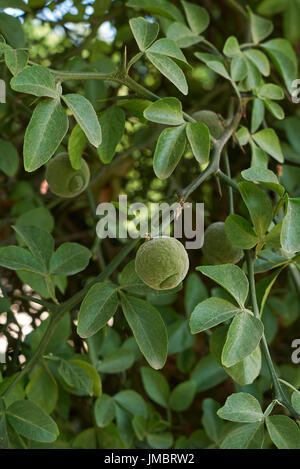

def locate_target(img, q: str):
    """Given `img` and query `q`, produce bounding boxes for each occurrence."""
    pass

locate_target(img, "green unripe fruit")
[45,153,90,198]
[202,222,243,265]
[135,236,189,290]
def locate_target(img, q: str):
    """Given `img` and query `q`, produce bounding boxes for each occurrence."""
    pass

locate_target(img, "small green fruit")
[45,153,90,198]
[135,236,189,290]
[202,222,243,265]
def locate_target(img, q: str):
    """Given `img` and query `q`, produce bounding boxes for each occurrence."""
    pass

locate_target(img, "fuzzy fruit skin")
[202,221,243,265]
[135,236,189,290]
[45,153,90,198]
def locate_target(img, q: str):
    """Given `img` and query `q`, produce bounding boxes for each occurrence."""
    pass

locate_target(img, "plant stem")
[245,250,300,419]
[224,149,234,214]
[49,67,197,124]
[217,169,239,192]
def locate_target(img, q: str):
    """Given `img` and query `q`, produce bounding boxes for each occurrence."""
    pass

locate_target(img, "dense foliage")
[1,0,300,450]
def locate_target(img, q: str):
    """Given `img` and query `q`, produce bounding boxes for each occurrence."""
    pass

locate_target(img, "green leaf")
[72,428,97,449]
[258,83,284,100]
[262,39,298,95]
[238,181,273,239]
[23,98,69,172]
[94,394,115,428]
[218,393,264,423]
[58,359,93,396]
[15,207,54,233]
[192,110,223,138]
[146,52,188,94]
[184,272,208,316]
[281,198,300,253]
[68,124,87,170]
[11,65,58,98]
[186,122,210,165]
[257,0,286,15]
[114,390,147,418]
[251,141,269,167]
[283,0,300,43]
[129,17,159,51]
[0,374,25,409]
[241,167,284,196]
[126,0,184,23]
[30,314,70,354]
[0,412,26,449]
[230,55,247,81]
[167,318,194,354]
[0,0,29,10]
[221,422,264,449]
[181,1,209,34]
[97,422,126,449]
[62,94,101,147]
[146,38,190,67]
[266,415,300,449]
[13,225,54,274]
[244,57,261,90]
[190,354,227,392]
[153,124,186,179]
[120,294,168,369]
[0,0,29,9]
[201,398,223,444]
[223,36,240,57]
[16,271,54,300]
[70,359,102,397]
[0,13,25,48]
[167,22,202,48]
[118,98,151,121]
[264,99,285,120]
[0,246,44,274]
[222,311,264,367]
[0,139,18,176]
[77,282,118,338]
[132,414,148,440]
[147,432,173,449]
[237,127,250,146]
[227,347,262,387]
[6,400,59,443]
[114,404,134,447]
[144,97,184,126]
[247,7,273,43]
[210,326,262,386]
[97,106,125,163]
[141,367,170,407]
[244,49,270,76]
[251,98,265,133]
[4,49,28,76]
[97,349,135,374]
[252,128,283,163]
[291,391,300,414]
[49,242,91,276]
[169,380,196,412]
[25,367,58,415]
[195,52,230,80]
[264,223,283,250]
[197,265,249,307]
[190,297,242,333]
[0,297,11,314]
[225,214,258,250]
